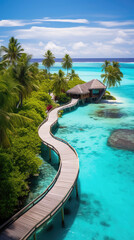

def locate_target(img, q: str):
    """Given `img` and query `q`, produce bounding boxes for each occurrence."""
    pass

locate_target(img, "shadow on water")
[30,184,114,240]
[29,181,81,240]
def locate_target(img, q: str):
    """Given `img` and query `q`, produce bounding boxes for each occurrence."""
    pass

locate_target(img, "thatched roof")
[67,79,106,95]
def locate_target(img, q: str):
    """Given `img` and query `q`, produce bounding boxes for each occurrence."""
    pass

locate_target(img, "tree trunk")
[20,93,23,107]
[16,93,23,108]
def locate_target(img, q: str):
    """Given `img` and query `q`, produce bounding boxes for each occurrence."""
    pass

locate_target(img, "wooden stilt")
[33,232,36,240]
[49,148,51,161]
[75,182,78,198]
[61,207,64,225]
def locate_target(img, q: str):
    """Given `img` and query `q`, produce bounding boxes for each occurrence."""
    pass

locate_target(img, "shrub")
[58,93,71,104]
[68,77,85,89]
[102,91,116,100]
[47,105,53,111]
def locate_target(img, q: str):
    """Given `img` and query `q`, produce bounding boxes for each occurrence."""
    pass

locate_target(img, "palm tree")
[112,61,120,68]
[101,60,110,72]
[1,37,24,65]
[0,72,29,148]
[13,53,38,107]
[62,54,72,76]
[42,50,55,74]
[69,69,79,80]
[101,65,123,88]
[0,59,7,73]
[0,47,7,72]
[52,70,68,96]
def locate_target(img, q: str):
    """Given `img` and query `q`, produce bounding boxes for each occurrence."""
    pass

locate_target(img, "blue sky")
[0,0,134,57]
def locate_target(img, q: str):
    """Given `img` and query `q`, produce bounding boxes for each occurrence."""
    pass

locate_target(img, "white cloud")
[34,18,89,24]
[0,19,41,27]
[72,42,88,50]
[11,25,134,57]
[44,41,68,56]
[38,41,44,47]
[108,37,134,45]
[22,42,68,57]
[110,37,126,44]
[15,26,114,41]
[93,42,103,47]
[21,40,132,58]
[22,43,44,57]
[96,21,134,27]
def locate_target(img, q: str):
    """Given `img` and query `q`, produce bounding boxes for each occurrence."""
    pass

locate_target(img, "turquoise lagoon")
[29,62,134,240]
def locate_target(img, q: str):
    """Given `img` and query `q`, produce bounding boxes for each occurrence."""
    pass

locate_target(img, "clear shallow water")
[29,62,134,240]
[25,146,58,205]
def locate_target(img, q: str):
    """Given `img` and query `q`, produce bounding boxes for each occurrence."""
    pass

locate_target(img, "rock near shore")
[108,129,134,151]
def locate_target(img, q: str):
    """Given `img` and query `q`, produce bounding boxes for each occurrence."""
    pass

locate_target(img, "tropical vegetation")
[42,50,55,74]
[62,54,72,75]
[69,69,79,80]
[101,60,123,88]
[1,37,24,65]
[0,37,82,223]
[13,53,39,107]
[52,69,68,96]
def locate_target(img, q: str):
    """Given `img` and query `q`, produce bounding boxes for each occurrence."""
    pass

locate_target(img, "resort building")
[66,79,106,103]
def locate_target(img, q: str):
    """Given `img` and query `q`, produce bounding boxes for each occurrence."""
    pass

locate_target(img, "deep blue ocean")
[31,58,134,63]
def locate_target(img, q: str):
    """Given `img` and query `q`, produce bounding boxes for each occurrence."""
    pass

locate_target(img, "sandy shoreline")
[100,92,124,104]
[100,99,123,104]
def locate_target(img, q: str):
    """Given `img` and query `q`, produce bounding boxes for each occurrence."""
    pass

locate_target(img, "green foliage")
[0,67,56,222]
[62,54,72,75]
[0,38,84,224]
[58,110,63,117]
[42,50,55,73]
[1,37,24,65]
[58,93,71,104]
[68,69,79,80]
[101,60,110,72]
[52,70,68,96]
[102,91,116,100]
[101,61,123,88]
[22,98,46,118]
[105,90,111,95]
[0,151,27,223]
[13,53,39,107]
[0,70,31,148]
[68,77,85,89]
[32,91,52,104]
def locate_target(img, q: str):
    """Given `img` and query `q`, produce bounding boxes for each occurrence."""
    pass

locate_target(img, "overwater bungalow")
[67,79,106,103]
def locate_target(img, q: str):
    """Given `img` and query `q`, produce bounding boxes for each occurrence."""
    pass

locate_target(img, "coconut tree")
[69,69,79,80]
[52,70,68,96]
[0,47,7,72]
[101,65,123,88]
[0,71,29,148]
[0,60,7,72]
[112,61,120,68]
[62,54,72,76]
[101,60,110,72]
[42,50,55,74]
[13,53,38,107]
[1,37,24,65]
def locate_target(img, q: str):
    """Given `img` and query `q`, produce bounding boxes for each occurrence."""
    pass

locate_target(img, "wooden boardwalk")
[0,99,79,240]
